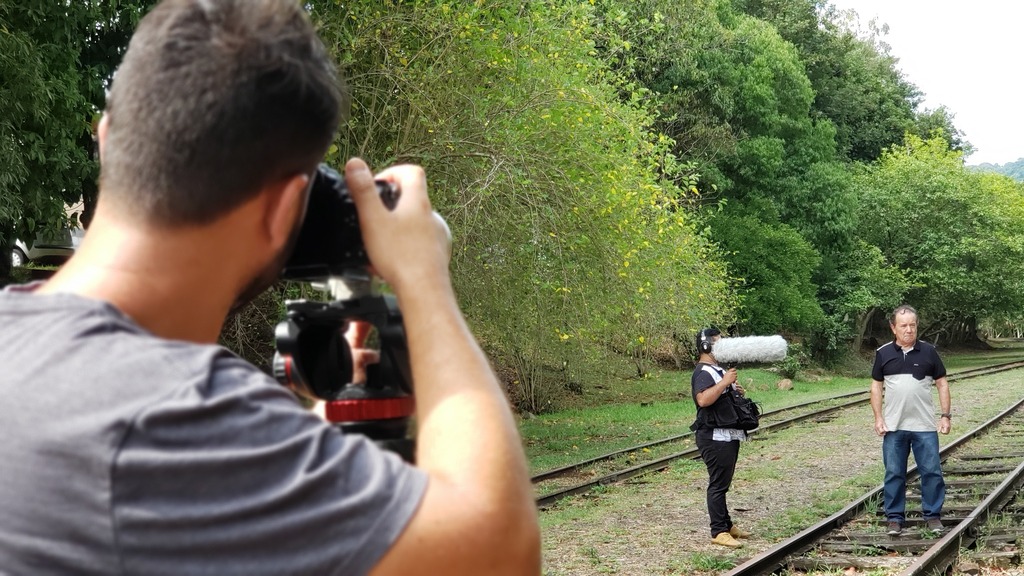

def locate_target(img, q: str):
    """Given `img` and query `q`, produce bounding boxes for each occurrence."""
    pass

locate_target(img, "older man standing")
[870,305,952,537]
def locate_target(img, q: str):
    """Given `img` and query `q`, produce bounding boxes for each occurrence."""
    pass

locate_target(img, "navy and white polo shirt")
[871,340,947,432]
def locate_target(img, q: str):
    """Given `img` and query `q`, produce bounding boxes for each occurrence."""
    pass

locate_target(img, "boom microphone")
[712,335,788,364]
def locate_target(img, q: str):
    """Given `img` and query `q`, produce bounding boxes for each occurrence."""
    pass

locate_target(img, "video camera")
[272,164,416,462]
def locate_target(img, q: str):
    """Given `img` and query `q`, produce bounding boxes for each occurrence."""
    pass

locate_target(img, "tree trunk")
[852,307,877,352]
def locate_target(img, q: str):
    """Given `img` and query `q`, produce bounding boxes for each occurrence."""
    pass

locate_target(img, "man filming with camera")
[0,1,540,574]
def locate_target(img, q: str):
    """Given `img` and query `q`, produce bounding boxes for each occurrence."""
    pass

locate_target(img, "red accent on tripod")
[325,396,415,423]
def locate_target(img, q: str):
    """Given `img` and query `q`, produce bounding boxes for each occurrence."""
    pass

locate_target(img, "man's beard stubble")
[226,204,305,318]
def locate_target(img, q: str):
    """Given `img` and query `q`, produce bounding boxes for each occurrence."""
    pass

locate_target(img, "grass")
[688,552,736,571]
[941,341,1024,371]
[521,366,868,474]
[753,462,883,539]
[536,347,1024,575]
[521,347,1024,475]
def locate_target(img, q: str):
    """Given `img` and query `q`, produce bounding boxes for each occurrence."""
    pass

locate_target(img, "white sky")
[827,1,1023,166]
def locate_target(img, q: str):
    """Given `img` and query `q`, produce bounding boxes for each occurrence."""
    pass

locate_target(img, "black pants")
[696,429,740,538]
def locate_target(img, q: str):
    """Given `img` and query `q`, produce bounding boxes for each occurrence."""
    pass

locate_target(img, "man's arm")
[695,368,736,407]
[870,379,887,436]
[346,159,540,575]
[936,376,951,434]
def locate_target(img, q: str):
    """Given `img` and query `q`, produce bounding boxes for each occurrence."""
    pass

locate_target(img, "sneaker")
[711,532,743,548]
[886,521,903,536]
[729,525,752,539]
[925,518,944,533]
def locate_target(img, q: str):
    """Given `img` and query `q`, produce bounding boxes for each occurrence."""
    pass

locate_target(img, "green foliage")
[814,238,914,358]
[218,288,286,373]
[0,0,154,277]
[740,0,920,162]
[9,0,1007,390]
[781,160,856,254]
[856,135,1024,343]
[589,0,739,185]
[710,209,823,334]
[0,1,90,240]
[911,107,973,156]
[311,0,735,411]
[640,4,857,342]
[776,341,806,379]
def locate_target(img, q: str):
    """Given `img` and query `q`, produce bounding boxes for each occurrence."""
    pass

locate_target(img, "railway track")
[533,392,869,508]
[724,395,1024,575]
[533,361,1024,510]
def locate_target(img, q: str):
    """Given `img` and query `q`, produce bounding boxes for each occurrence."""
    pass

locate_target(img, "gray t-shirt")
[0,287,427,575]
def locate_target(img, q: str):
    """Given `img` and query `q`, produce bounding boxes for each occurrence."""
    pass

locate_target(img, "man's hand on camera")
[345,160,540,576]
[345,157,451,295]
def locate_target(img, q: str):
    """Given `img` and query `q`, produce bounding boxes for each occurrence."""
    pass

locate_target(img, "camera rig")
[272,165,416,462]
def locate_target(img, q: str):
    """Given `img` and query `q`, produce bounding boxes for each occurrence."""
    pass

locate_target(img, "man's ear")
[97,114,110,161]
[263,173,310,252]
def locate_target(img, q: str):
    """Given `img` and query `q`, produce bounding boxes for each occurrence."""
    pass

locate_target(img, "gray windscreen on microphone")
[711,335,788,364]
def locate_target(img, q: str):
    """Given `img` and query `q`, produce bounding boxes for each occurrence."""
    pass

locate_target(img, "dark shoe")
[925,518,944,533]
[886,521,903,536]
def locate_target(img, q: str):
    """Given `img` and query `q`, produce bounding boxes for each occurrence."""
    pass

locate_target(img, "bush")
[808,314,855,366]
[777,342,808,379]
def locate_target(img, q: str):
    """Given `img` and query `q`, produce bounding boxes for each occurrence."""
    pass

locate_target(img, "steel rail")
[535,360,1024,510]
[946,360,1024,379]
[722,396,1024,576]
[532,362,1016,485]
[900,458,1024,575]
[531,391,868,483]
[535,395,870,508]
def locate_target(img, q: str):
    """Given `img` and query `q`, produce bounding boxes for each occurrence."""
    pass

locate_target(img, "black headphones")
[698,329,714,355]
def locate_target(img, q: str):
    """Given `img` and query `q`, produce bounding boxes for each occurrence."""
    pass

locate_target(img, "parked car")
[11,227,82,267]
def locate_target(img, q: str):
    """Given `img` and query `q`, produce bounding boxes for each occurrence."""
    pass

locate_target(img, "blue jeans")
[882,430,945,522]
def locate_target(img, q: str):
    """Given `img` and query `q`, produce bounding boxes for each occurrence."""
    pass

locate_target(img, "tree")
[0,0,154,280]
[310,0,735,410]
[817,239,913,355]
[588,0,740,192]
[857,135,1024,345]
[911,106,973,157]
[677,11,837,336]
[709,208,823,334]
[0,1,90,254]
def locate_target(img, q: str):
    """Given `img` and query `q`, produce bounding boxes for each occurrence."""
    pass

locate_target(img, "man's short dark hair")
[696,327,721,353]
[101,0,341,226]
[890,305,918,324]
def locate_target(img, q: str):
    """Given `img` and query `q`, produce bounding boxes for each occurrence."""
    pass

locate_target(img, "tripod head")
[272,165,419,462]
[273,276,414,461]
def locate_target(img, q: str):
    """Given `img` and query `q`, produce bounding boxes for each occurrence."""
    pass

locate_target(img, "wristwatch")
[940,413,952,420]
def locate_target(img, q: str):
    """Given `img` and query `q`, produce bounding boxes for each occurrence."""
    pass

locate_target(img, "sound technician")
[689,327,754,549]
[0,1,539,574]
